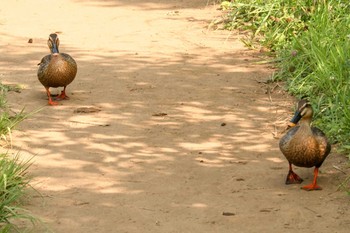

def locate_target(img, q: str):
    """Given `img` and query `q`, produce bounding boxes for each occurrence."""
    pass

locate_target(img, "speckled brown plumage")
[37,33,77,105]
[279,99,331,191]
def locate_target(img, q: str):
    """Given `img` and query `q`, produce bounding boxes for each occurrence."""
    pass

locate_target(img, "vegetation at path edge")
[220,0,350,157]
[0,83,37,232]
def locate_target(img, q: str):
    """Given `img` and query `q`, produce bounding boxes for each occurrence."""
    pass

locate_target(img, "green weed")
[220,0,350,194]
[0,83,37,145]
[274,2,350,148]
[0,83,41,231]
[0,153,36,232]
[220,0,350,156]
[220,0,313,51]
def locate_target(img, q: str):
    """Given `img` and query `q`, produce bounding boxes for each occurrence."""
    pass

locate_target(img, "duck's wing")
[312,127,331,158]
[279,126,300,149]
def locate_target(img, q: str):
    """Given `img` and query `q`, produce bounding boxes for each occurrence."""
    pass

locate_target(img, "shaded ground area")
[0,0,349,232]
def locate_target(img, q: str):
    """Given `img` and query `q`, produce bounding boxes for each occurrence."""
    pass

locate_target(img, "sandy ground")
[0,0,349,232]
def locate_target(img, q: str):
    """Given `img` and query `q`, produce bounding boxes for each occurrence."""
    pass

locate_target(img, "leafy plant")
[0,83,37,145]
[220,0,313,51]
[0,153,36,232]
[0,83,41,231]
[274,2,350,148]
[220,0,350,156]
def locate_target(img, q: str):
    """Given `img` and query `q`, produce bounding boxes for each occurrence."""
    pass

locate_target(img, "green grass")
[0,83,39,232]
[275,3,350,148]
[0,83,31,144]
[220,0,350,194]
[220,0,350,156]
[0,154,36,232]
[220,0,313,51]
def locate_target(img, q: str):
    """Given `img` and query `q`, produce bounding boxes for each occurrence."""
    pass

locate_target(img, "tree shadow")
[1,3,348,232]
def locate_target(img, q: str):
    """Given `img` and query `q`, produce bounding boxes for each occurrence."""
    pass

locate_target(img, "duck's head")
[47,33,60,54]
[287,99,313,128]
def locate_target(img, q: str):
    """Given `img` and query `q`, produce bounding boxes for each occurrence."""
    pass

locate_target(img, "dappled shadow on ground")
[4,40,347,232]
[1,32,283,232]
[1,3,349,232]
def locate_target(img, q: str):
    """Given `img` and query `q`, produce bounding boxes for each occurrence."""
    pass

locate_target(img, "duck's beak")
[287,110,302,128]
[51,43,59,54]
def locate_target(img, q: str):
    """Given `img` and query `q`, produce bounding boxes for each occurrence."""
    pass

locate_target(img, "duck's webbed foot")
[301,184,322,191]
[286,169,304,184]
[45,87,59,106]
[301,167,322,191]
[56,87,70,100]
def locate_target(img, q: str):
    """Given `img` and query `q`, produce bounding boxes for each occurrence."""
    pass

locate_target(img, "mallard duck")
[37,33,77,105]
[279,99,331,191]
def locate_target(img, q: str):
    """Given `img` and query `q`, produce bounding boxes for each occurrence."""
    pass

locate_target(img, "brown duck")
[37,33,77,105]
[279,99,331,191]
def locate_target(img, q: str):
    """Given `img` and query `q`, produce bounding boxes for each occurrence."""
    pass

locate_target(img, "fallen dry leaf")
[74,107,101,114]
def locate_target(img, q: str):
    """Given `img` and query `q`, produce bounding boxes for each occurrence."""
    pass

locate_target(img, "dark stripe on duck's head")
[47,33,60,54]
[288,99,312,127]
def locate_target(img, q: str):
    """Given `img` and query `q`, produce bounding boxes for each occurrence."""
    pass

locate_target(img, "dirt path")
[1,1,349,232]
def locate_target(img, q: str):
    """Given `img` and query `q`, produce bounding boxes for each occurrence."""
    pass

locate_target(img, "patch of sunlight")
[135,82,150,86]
[236,120,255,128]
[123,142,147,149]
[130,102,148,109]
[191,203,208,208]
[256,106,270,112]
[266,157,284,163]
[98,187,144,195]
[102,156,119,163]
[179,141,222,150]
[177,105,212,115]
[241,144,270,152]
[118,160,141,169]
[180,101,206,107]
[116,135,133,139]
[93,103,116,109]
[159,147,178,153]
[118,154,134,159]
[133,152,172,160]
[196,157,227,167]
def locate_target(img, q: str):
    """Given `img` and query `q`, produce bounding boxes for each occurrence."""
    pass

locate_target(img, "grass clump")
[275,3,350,149]
[0,83,28,144]
[220,0,350,155]
[0,154,35,232]
[220,0,313,51]
[0,83,38,232]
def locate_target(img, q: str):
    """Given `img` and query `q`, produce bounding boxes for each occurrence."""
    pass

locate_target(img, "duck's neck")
[297,117,312,135]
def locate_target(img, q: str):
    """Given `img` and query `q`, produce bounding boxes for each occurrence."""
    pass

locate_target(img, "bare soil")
[1,1,349,232]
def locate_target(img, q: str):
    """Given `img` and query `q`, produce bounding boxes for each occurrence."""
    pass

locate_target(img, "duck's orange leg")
[45,87,59,106]
[301,167,322,191]
[286,163,303,184]
[56,86,70,100]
